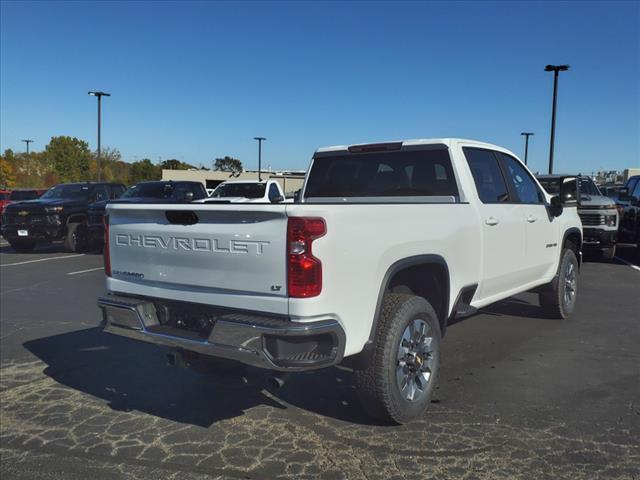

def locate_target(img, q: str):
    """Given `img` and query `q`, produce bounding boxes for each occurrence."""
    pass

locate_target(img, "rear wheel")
[9,239,36,253]
[355,293,441,424]
[539,247,579,319]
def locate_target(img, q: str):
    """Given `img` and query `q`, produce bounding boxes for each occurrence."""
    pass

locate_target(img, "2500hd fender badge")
[114,233,270,255]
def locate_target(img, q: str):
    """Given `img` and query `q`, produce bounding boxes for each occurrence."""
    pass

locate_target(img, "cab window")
[463,148,510,203]
[499,153,543,204]
[92,185,109,202]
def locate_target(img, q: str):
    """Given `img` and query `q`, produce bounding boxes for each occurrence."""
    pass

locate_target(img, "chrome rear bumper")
[98,294,345,371]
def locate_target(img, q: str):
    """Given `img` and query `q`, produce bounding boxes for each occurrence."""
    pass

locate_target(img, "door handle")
[527,215,537,223]
[485,217,499,226]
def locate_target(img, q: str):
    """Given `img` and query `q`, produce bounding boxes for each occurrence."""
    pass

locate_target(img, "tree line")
[0,136,243,189]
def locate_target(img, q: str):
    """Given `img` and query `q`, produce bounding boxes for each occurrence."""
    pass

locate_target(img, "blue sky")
[1,1,638,174]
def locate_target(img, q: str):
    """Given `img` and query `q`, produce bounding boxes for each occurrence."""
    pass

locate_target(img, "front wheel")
[539,248,579,319]
[64,223,86,253]
[355,293,441,424]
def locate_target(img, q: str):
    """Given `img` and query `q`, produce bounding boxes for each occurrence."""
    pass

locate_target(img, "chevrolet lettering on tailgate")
[115,233,270,254]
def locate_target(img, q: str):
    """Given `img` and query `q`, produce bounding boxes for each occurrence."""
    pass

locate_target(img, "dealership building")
[161,169,306,196]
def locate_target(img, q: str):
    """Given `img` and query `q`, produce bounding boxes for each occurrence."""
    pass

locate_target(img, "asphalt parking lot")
[1,241,639,480]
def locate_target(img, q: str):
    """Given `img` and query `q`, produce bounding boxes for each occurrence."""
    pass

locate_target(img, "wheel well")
[387,263,449,331]
[564,230,581,254]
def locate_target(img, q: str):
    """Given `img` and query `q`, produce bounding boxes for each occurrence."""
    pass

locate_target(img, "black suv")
[1,182,125,252]
[85,180,207,251]
[617,175,640,252]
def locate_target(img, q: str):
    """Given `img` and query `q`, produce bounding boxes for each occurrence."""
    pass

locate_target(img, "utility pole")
[88,91,111,181]
[253,137,266,181]
[21,139,34,154]
[544,65,569,174]
[520,132,534,165]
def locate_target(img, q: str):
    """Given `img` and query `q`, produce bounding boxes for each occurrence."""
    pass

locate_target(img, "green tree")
[160,159,194,170]
[44,136,92,183]
[0,149,17,188]
[213,156,243,174]
[129,158,160,184]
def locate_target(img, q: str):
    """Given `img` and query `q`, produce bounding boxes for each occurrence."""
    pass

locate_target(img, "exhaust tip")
[268,374,290,389]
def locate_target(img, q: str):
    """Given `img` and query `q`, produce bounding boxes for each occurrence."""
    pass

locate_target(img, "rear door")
[498,153,557,280]
[463,148,526,300]
[107,204,289,297]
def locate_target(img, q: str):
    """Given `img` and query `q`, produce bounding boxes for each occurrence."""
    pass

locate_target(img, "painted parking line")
[0,254,85,267]
[615,256,640,272]
[67,267,104,276]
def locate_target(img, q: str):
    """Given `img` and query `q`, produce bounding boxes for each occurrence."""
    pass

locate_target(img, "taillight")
[103,214,111,277]
[287,217,326,298]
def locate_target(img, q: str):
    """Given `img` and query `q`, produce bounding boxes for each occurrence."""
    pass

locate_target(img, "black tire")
[9,239,36,253]
[539,247,579,319]
[355,293,441,424]
[601,245,616,261]
[64,223,85,253]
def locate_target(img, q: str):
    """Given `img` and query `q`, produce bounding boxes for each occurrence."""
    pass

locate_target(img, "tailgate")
[107,203,288,297]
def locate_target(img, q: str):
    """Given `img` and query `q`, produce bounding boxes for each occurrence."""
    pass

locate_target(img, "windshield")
[122,183,174,199]
[579,177,601,198]
[41,184,91,200]
[212,183,266,199]
[10,190,41,201]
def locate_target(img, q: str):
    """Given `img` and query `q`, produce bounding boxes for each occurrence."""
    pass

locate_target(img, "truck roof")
[219,180,271,184]
[315,138,517,156]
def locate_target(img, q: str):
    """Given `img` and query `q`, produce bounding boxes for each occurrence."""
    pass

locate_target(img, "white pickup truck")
[205,180,285,203]
[98,138,582,423]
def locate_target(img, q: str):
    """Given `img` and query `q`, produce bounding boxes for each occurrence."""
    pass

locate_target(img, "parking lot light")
[544,64,570,174]
[88,91,111,182]
[253,137,266,181]
[520,132,534,166]
[21,139,34,155]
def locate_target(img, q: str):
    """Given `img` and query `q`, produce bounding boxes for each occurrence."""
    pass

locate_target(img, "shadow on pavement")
[23,327,377,427]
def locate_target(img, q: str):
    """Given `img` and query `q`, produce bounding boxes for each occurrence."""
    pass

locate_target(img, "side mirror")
[184,191,194,202]
[293,190,301,203]
[549,195,563,217]
[271,195,284,204]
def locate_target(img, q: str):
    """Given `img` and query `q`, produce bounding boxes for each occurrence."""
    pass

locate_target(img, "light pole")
[88,91,111,181]
[520,132,534,166]
[21,139,34,154]
[253,137,266,181]
[544,64,569,174]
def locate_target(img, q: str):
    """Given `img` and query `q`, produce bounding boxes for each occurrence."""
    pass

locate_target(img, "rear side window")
[268,183,281,201]
[109,185,126,199]
[499,153,543,204]
[463,148,509,203]
[304,148,458,199]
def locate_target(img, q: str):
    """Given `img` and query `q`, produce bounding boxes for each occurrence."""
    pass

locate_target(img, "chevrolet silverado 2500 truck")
[98,138,582,423]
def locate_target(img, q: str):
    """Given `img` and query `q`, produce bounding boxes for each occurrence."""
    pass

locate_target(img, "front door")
[463,147,526,301]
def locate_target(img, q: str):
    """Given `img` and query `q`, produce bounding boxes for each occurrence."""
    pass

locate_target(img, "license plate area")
[17,230,28,237]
